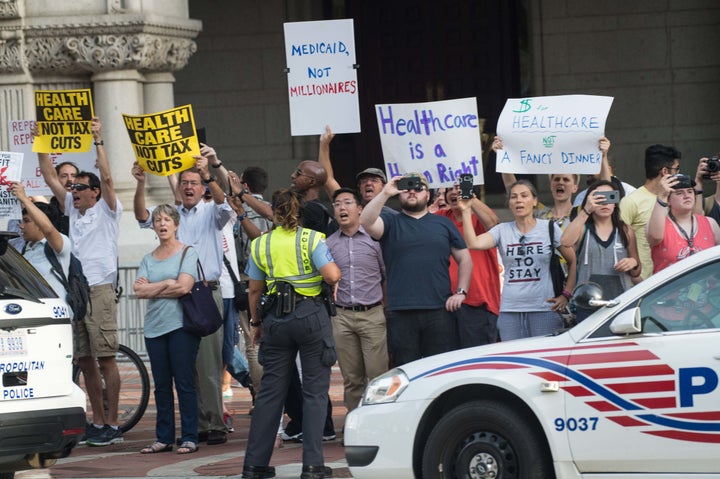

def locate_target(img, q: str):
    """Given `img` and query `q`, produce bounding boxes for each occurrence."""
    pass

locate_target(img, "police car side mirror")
[609,308,642,335]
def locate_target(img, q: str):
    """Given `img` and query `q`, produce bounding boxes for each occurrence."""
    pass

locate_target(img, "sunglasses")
[69,183,92,191]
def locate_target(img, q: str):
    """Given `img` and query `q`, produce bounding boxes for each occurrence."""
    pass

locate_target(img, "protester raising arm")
[91,117,117,212]
[318,125,341,197]
[360,176,402,239]
[11,182,64,254]
[132,162,151,222]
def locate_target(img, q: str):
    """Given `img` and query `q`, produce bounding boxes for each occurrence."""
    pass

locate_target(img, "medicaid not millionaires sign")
[284,19,360,136]
[123,105,200,176]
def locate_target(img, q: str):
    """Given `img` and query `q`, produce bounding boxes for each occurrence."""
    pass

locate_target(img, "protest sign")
[496,95,614,175]
[375,97,484,188]
[9,120,98,195]
[32,89,94,153]
[123,105,200,176]
[284,19,360,136]
[0,151,24,219]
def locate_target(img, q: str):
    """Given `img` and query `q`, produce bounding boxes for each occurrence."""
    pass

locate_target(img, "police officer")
[241,189,341,479]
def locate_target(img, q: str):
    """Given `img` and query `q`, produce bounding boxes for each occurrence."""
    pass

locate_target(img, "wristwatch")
[455,288,467,296]
[202,175,216,185]
[211,161,223,168]
[249,319,262,327]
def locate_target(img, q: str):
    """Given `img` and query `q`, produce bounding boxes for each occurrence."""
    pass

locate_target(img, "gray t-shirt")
[137,246,199,338]
[489,220,560,312]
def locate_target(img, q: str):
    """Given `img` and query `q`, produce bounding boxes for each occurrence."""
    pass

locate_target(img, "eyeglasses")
[293,169,314,179]
[332,200,357,208]
[401,185,427,192]
[358,176,382,184]
[180,180,201,187]
[666,165,681,174]
[69,183,91,191]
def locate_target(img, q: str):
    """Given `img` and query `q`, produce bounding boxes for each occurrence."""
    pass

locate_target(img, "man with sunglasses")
[289,160,337,235]
[37,116,124,447]
[360,173,472,367]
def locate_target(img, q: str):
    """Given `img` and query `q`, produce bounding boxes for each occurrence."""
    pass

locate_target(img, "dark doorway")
[324,0,522,193]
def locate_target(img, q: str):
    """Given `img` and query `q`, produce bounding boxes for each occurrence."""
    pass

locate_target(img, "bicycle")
[72,343,150,433]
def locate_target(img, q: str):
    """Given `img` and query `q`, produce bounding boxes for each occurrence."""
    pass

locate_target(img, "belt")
[336,301,382,312]
[297,294,321,301]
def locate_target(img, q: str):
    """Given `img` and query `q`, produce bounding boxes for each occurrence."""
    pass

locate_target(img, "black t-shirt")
[301,199,338,236]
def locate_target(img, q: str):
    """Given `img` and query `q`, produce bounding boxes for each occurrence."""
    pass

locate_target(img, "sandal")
[177,441,199,454]
[140,442,172,454]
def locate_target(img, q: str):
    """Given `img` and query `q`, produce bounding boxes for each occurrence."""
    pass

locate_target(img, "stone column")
[141,71,177,206]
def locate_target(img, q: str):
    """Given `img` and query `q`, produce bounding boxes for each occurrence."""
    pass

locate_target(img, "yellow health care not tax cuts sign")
[123,104,201,177]
[32,89,94,153]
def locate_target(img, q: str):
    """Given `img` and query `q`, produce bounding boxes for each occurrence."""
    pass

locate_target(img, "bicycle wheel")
[73,344,150,433]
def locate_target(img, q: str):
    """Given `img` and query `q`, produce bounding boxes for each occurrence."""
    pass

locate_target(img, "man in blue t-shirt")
[360,173,472,367]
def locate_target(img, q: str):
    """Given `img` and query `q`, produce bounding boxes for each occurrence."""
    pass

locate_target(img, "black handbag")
[179,247,223,337]
[548,220,566,297]
[223,255,249,312]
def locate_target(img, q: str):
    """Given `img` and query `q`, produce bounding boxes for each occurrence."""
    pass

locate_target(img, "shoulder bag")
[178,246,223,337]
[548,220,566,297]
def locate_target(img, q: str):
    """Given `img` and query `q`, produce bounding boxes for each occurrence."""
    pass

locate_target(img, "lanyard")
[668,212,696,249]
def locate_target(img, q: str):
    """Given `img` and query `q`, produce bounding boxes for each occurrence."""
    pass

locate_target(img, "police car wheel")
[421,400,553,479]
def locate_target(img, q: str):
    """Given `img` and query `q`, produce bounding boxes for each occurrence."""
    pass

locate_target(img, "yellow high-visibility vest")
[251,227,324,297]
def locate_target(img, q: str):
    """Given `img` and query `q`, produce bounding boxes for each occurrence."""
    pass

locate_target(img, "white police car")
[0,234,85,479]
[345,245,720,478]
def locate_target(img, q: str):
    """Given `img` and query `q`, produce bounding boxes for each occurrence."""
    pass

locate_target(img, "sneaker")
[280,431,302,442]
[222,388,233,400]
[223,412,235,432]
[322,433,336,441]
[78,423,94,445]
[86,425,124,446]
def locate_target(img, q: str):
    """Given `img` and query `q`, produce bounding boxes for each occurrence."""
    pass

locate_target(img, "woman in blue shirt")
[134,204,200,455]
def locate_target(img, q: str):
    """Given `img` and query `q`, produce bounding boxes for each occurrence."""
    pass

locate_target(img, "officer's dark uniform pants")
[244,297,336,468]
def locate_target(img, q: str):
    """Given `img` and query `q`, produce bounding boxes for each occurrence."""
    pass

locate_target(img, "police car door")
[565,259,720,475]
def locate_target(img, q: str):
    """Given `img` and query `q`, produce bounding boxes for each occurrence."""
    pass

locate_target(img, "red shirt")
[436,209,501,315]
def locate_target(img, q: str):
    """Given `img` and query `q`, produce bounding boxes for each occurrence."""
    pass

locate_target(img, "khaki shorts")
[74,283,119,358]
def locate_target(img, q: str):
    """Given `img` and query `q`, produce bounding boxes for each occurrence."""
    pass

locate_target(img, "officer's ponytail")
[272,188,302,230]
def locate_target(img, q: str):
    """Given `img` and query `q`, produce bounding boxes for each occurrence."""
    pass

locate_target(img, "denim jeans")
[222,298,239,366]
[145,328,201,444]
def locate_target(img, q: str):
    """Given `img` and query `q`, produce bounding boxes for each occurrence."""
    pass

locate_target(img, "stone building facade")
[1,0,719,263]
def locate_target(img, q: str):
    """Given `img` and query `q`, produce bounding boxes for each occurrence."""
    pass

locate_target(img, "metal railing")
[116,266,148,354]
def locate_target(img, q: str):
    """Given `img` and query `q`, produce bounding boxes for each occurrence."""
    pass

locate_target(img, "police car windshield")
[0,240,57,300]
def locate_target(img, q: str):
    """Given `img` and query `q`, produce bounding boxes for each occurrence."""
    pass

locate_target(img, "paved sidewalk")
[19,366,351,479]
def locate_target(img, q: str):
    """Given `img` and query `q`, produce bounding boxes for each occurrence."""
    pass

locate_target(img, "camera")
[671,173,694,190]
[397,176,424,191]
[703,156,720,179]
[459,173,474,199]
[593,190,619,204]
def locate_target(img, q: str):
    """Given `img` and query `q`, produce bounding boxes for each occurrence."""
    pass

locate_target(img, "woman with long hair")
[134,204,200,455]
[561,180,641,321]
[242,189,341,479]
[459,180,576,341]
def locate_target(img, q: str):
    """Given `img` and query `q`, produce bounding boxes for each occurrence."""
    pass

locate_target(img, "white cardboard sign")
[284,19,360,136]
[496,95,613,174]
[375,97,484,187]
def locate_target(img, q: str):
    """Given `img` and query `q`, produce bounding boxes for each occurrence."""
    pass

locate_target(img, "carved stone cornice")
[25,33,197,74]
[0,29,23,73]
[0,0,20,20]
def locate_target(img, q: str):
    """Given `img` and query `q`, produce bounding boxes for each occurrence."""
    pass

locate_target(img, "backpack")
[43,242,91,321]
